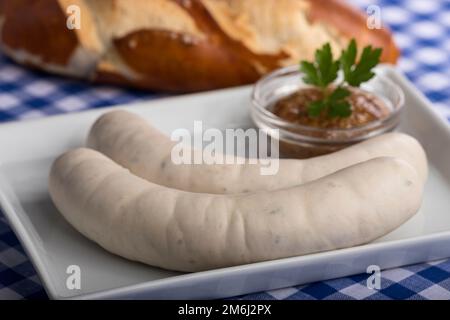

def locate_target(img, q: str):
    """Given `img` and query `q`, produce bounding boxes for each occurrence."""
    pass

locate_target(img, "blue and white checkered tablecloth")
[1,0,450,300]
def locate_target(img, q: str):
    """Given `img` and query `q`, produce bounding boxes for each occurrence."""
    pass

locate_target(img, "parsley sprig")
[299,39,382,118]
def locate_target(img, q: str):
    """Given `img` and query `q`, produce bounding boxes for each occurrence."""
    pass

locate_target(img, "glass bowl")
[251,65,405,158]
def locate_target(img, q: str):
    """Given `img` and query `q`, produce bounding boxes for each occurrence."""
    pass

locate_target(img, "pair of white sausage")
[49,110,427,272]
[86,110,428,193]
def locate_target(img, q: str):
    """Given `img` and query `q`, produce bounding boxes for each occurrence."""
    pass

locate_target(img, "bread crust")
[0,0,78,66]
[308,0,400,64]
[0,0,399,92]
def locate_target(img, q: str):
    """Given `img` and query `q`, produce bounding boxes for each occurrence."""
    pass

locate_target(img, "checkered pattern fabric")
[234,259,450,300]
[0,62,160,122]
[1,0,450,300]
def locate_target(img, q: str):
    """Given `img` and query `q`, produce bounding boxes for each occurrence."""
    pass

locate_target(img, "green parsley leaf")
[342,43,382,87]
[328,87,351,102]
[298,38,382,119]
[308,87,352,118]
[307,100,326,117]
[300,43,339,88]
[300,61,320,86]
[329,101,352,118]
[340,39,357,80]
[315,43,339,87]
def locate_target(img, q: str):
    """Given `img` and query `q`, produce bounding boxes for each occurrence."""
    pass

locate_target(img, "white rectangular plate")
[1,65,450,300]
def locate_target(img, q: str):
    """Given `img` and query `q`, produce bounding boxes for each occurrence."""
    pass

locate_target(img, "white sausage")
[49,148,423,272]
[87,110,428,193]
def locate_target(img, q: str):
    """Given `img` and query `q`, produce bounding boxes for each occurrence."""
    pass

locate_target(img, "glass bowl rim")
[251,65,405,136]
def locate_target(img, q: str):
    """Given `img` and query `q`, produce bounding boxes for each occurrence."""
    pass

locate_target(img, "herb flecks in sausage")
[87,111,428,193]
[49,148,425,272]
